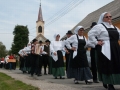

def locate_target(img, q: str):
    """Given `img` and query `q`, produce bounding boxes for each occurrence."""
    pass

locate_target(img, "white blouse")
[50,41,64,53]
[87,22,120,60]
[65,34,87,50]
[65,34,87,58]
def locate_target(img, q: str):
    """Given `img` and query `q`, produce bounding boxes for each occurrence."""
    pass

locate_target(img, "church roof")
[61,0,120,40]
[37,5,43,22]
[35,34,47,41]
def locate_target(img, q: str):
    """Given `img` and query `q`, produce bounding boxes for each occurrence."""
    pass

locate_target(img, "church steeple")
[36,0,44,36]
[37,1,43,22]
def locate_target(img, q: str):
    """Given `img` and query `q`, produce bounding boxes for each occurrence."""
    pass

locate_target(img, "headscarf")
[74,26,84,34]
[54,33,60,39]
[97,12,108,24]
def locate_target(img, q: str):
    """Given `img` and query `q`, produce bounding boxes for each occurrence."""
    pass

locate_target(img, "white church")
[35,3,47,42]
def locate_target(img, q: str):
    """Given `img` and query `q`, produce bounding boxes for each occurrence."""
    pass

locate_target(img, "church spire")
[37,0,43,21]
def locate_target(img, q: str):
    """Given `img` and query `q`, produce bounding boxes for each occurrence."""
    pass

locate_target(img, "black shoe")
[23,71,26,74]
[93,80,99,83]
[85,80,92,84]
[74,80,79,84]
[108,84,115,90]
[44,73,47,75]
[31,74,33,77]
[103,83,108,89]
[60,76,65,79]
[55,77,57,79]
[28,71,31,74]
[37,74,42,76]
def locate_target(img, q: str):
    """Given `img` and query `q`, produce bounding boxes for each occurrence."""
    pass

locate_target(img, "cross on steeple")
[37,0,43,21]
[40,0,41,6]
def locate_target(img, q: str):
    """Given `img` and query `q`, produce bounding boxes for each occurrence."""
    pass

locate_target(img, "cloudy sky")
[0,0,113,50]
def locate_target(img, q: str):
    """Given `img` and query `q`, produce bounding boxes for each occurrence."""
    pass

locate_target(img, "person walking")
[50,34,65,79]
[65,26,92,84]
[87,12,120,90]
[64,30,73,72]
[90,22,99,83]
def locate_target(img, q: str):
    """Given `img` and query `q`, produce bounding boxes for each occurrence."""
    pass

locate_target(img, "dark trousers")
[0,63,3,68]
[65,53,70,71]
[36,55,43,75]
[90,48,98,81]
[30,54,37,75]
[42,55,49,74]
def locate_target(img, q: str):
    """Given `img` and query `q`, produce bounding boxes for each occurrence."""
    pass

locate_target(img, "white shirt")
[18,49,24,56]
[23,46,31,54]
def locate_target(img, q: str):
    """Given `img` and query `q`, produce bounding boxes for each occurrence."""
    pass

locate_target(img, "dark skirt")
[52,51,65,77]
[67,50,92,80]
[96,44,120,84]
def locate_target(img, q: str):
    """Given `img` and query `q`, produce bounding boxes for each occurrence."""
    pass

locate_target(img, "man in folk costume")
[36,40,43,76]
[89,22,99,83]
[64,31,73,75]
[23,43,31,74]
[42,39,51,75]
[30,39,38,76]
[18,48,25,72]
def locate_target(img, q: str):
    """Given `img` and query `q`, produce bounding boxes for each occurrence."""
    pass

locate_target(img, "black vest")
[44,45,50,55]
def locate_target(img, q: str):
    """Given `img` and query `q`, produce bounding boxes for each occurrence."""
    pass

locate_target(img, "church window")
[38,26,42,33]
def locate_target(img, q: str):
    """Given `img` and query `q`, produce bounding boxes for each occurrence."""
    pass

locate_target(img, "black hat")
[32,39,38,43]
[90,22,97,28]
[66,30,73,35]
[39,40,43,43]
[45,39,50,42]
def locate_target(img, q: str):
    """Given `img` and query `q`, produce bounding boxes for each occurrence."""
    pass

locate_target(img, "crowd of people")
[1,12,120,90]
[0,54,18,70]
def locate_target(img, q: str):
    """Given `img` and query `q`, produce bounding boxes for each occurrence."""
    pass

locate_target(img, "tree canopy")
[11,25,29,54]
[0,42,8,57]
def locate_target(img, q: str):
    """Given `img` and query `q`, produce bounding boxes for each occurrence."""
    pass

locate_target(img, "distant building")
[61,0,120,40]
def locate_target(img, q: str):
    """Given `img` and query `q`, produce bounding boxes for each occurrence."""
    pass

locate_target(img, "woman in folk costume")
[23,43,31,74]
[65,26,92,84]
[87,12,120,90]
[50,34,65,79]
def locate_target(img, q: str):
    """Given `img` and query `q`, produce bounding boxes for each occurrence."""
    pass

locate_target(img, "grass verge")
[0,72,39,90]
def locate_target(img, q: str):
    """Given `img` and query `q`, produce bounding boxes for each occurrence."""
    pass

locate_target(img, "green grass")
[0,72,40,90]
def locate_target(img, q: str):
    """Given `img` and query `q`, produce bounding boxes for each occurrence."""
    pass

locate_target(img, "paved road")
[0,68,120,90]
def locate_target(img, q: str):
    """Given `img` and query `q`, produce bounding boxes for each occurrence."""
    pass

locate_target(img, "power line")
[0,33,36,38]
[45,0,85,27]
[0,33,12,34]
[45,0,77,22]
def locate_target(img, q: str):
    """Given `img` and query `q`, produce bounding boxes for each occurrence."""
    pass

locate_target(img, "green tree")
[0,42,8,57]
[11,25,29,54]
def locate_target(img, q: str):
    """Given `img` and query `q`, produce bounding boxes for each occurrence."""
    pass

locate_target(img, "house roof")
[61,0,120,40]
